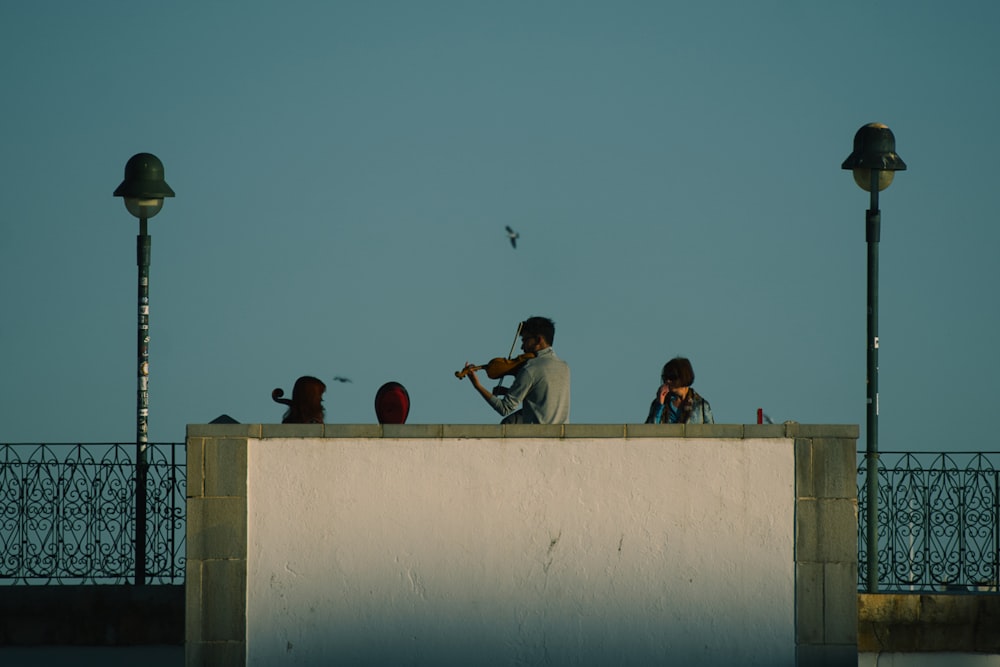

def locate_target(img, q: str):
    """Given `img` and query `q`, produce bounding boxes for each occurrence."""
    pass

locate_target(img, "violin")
[455,352,536,380]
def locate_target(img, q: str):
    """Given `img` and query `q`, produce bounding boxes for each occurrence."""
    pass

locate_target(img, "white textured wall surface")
[246,437,795,666]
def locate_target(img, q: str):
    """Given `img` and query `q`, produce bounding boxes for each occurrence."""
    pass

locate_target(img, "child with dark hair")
[645,357,713,424]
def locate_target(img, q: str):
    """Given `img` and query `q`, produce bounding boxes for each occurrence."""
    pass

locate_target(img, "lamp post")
[114,153,174,585]
[842,123,906,593]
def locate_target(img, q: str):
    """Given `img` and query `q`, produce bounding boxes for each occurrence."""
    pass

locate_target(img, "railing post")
[959,478,966,589]
[924,466,932,588]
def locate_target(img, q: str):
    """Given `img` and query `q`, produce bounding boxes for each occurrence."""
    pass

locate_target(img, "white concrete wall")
[246,437,796,666]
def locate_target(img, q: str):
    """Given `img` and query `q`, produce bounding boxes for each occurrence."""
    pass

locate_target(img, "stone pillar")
[794,428,859,666]
[185,425,255,667]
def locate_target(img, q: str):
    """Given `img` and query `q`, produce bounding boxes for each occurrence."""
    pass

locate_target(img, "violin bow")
[508,320,524,359]
[496,321,524,390]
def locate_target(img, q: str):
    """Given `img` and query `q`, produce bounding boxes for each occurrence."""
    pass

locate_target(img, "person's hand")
[657,384,671,405]
[463,363,483,388]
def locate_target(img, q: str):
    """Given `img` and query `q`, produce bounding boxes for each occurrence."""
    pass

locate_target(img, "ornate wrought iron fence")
[0,442,185,584]
[4,443,997,590]
[858,451,999,592]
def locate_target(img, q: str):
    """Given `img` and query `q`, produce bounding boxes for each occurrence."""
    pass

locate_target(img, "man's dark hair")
[661,357,695,387]
[522,316,555,345]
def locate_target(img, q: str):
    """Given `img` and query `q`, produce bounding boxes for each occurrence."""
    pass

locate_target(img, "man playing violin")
[463,316,571,424]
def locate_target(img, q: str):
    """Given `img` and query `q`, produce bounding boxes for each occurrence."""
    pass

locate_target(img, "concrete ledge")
[383,423,444,438]
[323,424,382,438]
[0,585,184,646]
[441,424,505,438]
[744,424,788,437]
[563,423,626,438]
[260,423,324,438]
[624,423,686,438]
[186,423,861,441]
[789,424,859,439]
[858,594,1000,653]
[685,423,746,438]
[187,423,262,439]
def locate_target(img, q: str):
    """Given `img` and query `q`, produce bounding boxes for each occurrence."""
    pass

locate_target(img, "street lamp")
[114,152,174,585]
[842,123,906,593]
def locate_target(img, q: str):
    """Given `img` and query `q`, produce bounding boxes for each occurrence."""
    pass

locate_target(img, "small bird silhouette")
[332,376,352,383]
[505,225,520,249]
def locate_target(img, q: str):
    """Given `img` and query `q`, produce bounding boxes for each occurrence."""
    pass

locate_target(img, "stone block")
[185,560,203,644]
[562,424,626,438]
[187,640,245,667]
[204,438,247,498]
[797,437,859,500]
[824,561,858,644]
[203,558,247,643]
[857,593,920,623]
[187,496,247,561]
[797,642,857,667]
[921,593,975,624]
[796,561,824,643]
[796,438,816,498]
[383,423,444,438]
[797,499,857,564]
[818,499,859,564]
[625,423,684,438]
[502,423,563,438]
[796,498,820,562]
[441,424,504,438]
[744,424,787,437]
[974,596,1000,652]
[0,585,182,646]
[812,439,858,499]
[187,423,261,439]
[795,424,859,439]
[260,423,324,438]
[927,623,974,651]
[856,621,882,653]
[187,437,205,498]
[857,594,1000,653]
[685,423,744,438]
[323,423,382,438]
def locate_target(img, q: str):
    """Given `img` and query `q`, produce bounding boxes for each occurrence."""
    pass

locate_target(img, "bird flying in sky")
[505,225,520,249]
[332,376,352,383]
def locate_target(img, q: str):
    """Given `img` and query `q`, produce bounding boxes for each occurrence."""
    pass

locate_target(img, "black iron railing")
[0,442,185,584]
[2,443,997,590]
[858,451,999,592]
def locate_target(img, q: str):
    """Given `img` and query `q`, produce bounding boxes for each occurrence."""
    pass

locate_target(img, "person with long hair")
[272,375,326,424]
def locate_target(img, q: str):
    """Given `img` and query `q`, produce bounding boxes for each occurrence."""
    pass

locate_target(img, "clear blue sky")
[2,1,997,452]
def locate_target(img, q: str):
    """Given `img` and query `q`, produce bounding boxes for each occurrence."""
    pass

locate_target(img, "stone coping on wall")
[187,422,859,440]
[0,585,184,646]
[859,594,1000,653]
